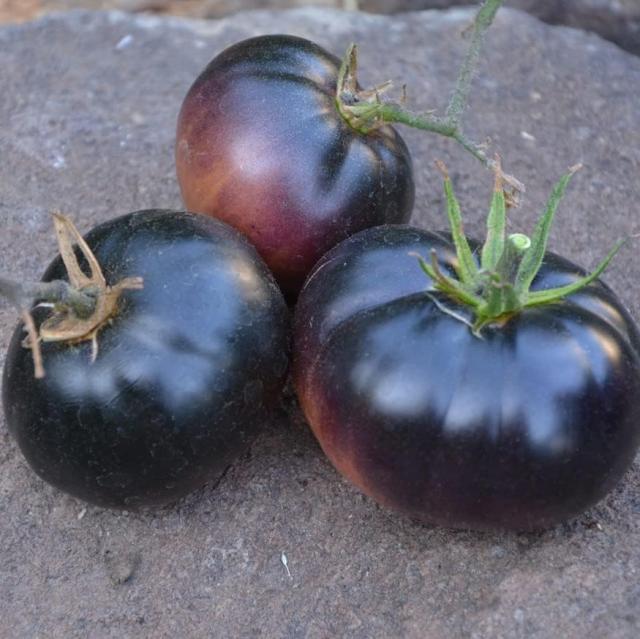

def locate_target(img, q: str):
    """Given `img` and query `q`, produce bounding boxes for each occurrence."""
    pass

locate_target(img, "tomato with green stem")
[293,165,640,531]
[175,34,415,297]
[175,0,517,296]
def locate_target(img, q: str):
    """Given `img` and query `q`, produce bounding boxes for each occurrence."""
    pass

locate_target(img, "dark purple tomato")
[175,35,414,296]
[3,210,289,509]
[293,225,640,531]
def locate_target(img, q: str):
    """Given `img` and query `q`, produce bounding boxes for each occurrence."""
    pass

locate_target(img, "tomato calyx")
[415,159,625,334]
[335,43,398,136]
[0,214,143,378]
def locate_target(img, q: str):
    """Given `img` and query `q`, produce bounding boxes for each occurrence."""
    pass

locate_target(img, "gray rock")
[361,0,541,12]
[34,0,344,19]
[1,7,640,638]
[361,0,640,56]
[22,1,640,55]
[559,0,640,56]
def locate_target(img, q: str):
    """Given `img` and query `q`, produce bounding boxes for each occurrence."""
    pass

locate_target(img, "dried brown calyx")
[2,214,143,378]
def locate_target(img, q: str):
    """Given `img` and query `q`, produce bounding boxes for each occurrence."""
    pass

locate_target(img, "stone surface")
[559,0,640,56]
[1,7,640,638]
[365,0,640,56]
[361,0,550,16]
[3,1,639,56]
[0,0,347,24]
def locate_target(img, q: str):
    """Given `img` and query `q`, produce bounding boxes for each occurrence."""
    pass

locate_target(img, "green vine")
[336,0,523,192]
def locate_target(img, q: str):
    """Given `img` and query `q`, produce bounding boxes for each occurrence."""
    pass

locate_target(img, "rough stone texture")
[362,0,549,16]
[0,0,347,24]
[361,0,640,56]
[3,1,639,56]
[560,0,640,57]
[1,7,640,638]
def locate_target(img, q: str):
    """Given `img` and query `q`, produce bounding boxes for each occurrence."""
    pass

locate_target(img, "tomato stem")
[0,214,143,378]
[496,233,531,281]
[0,276,100,379]
[445,0,503,127]
[0,277,97,317]
[336,0,524,192]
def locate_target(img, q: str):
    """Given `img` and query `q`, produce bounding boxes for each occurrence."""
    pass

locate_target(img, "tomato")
[175,35,415,297]
[3,210,289,509]
[293,175,640,530]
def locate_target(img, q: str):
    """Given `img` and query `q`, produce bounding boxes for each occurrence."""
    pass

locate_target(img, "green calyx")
[335,43,457,138]
[416,160,625,333]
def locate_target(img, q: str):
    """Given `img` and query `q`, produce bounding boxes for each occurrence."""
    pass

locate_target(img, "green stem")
[336,0,515,186]
[451,130,491,166]
[495,233,531,281]
[446,0,503,126]
[476,278,520,328]
[345,102,501,174]
[344,102,455,137]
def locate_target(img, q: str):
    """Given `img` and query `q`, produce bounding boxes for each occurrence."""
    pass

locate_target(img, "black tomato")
[3,210,289,509]
[293,225,640,530]
[175,35,415,297]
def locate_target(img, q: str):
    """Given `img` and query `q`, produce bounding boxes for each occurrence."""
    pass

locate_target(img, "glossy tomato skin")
[176,35,415,296]
[3,210,289,509]
[294,225,640,531]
